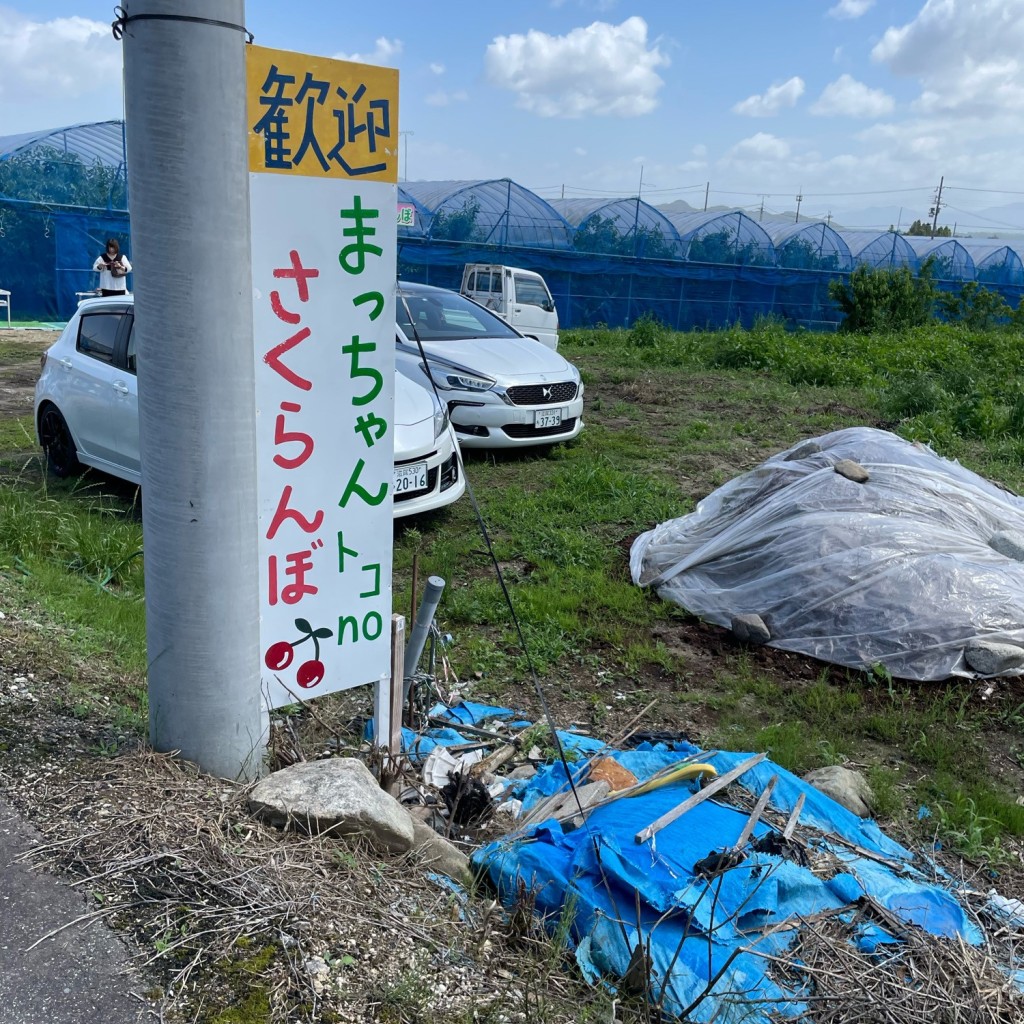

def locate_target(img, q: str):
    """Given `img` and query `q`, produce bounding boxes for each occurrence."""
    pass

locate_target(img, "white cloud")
[810,74,895,117]
[727,132,791,161]
[0,12,119,106]
[429,62,445,75]
[828,0,875,19]
[732,76,805,117]
[872,0,1024,119]
[485,17,668,118]
[333,37,402,67]
[574,146,588,156]
[425,90,469,107]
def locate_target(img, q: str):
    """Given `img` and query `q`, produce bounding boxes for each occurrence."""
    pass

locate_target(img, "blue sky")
[4,1,1024,231]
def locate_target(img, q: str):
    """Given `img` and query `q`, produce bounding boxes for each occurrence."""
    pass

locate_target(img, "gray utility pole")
[121,0,266,780]
[929,175,945,238]
[703,181,709,212]
[795,189,803,224]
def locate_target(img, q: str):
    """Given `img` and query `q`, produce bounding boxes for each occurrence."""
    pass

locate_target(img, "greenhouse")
[0,119,129,320]
[4,118,1023,326]
[839,230,918,270]
[769,221,852,272]
[548,197,682,259]
[664,210,776,267]
[398,179,573,249]
[904,236,976,281]
[958,242,1024,286]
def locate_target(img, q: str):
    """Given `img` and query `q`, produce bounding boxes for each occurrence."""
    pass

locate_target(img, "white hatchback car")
[395,282,584,448]
[34,296,465,519]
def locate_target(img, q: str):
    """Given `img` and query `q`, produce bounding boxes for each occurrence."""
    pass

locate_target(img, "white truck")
[460,264,560,350]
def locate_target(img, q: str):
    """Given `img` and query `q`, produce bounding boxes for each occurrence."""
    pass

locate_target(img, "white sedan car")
[34,296,465,519]
[395,282,584,448]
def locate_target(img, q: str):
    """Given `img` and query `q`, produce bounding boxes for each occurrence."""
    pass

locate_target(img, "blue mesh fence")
[0,200,129,320]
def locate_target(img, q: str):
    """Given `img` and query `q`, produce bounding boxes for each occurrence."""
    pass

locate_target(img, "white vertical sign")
[247,46,398,710]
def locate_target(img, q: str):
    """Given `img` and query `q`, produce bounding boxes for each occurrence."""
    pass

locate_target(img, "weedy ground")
[1,321,1022,1021]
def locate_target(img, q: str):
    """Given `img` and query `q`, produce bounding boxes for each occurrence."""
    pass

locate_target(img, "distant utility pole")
[929,175,944,238]
[122,0,265,780]
[399,130,414,182]
[826,210,832,227]
[758,196,765,221]
[703,181,709,212]
[794,189,803,224]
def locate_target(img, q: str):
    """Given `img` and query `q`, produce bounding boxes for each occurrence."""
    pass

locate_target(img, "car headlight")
[422,362,494,392]
[433,404,449,440]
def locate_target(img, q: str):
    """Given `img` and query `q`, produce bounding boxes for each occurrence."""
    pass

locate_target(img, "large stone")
[964,640,1024,676]
[248,757,414,853]
[731,613,771,646]
[804,765,874,818]
[989,531,1024,563]
[409,819,472,883]
[834,459,870,483]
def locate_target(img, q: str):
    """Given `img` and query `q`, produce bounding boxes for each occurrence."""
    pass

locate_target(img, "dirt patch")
[0,329,57,419]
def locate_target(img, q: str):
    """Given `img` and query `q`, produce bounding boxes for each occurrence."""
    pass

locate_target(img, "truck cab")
[460,264,559,350]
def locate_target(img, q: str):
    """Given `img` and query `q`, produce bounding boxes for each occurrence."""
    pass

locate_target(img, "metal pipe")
[403,575,445,698]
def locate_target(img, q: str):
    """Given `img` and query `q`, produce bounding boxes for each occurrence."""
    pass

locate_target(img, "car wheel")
[38,404,82,478]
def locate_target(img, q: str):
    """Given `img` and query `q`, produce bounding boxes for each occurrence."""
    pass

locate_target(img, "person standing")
[93,239,132,297]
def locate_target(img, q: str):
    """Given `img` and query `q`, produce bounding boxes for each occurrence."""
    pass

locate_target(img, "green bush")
[828,260,937,333]
[937,282,1011,330]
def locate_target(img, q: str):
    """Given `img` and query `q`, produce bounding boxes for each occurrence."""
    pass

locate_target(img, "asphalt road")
[0,797,154,1023]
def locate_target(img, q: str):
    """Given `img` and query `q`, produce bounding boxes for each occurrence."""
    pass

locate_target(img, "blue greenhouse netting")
[549,196,683,259]
[665,210,776,267]
[770,221,853,272]
[397,239,844,331]
[839,230,918,270]
[958,242,1024,286]
[0,120,129,319]
[4,119,1022,327]
[904,236,976,281]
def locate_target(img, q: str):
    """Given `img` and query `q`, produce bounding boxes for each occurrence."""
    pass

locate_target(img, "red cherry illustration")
[264,641,294,671]
[296,659,325,689]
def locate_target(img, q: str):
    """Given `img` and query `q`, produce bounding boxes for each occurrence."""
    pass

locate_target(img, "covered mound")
[630,427,1024,681]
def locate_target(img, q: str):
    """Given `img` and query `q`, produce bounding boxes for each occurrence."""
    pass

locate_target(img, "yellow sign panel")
[247,44,398,182]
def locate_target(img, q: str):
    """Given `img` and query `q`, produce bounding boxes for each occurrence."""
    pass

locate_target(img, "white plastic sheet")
[630,427,1024,680]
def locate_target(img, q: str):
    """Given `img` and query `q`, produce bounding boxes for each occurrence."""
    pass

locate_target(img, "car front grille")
[502,417,578,439]
[505,381,578,406]
[394,466,438,503]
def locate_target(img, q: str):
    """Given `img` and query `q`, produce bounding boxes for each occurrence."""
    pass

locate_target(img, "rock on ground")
[248,757,415,853]
[833,459,870,483]
[989,531,1024,563]
[409,819,472,883]
[731,613,771,646]
[964,640,1024,676]
[804,765,875,818]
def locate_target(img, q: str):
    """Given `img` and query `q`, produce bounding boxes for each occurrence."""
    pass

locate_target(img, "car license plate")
[534,409,562,429]
[394,461,428,494]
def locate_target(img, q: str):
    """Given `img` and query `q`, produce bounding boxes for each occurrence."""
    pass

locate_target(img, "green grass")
[3,319,1024,861]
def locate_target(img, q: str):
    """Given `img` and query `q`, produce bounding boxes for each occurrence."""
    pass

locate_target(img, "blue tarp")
[476,741,986,1023]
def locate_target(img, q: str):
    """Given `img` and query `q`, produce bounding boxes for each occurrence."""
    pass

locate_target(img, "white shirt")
[93,253,132,292]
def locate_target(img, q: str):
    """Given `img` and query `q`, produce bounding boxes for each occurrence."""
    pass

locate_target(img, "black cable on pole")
[112,7,254,43]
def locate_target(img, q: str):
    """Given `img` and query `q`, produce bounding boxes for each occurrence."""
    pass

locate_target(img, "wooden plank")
[782,792,806,840]
[732,774,777,850]
[635,752,767,845]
